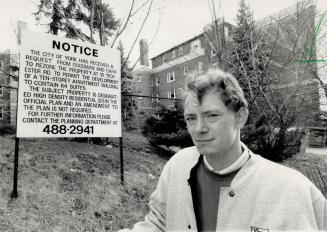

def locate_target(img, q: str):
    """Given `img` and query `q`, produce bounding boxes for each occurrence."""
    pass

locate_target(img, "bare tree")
[203,0,325,159]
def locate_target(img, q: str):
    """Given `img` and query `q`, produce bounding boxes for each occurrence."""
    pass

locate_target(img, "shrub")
[241,115,305,162]
[147,130,193,148]
[142,102,193,148]
[68,137,108,145]
[0,124,16,135]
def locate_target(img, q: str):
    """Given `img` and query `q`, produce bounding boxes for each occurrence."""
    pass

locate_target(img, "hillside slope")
[0,132,168,232]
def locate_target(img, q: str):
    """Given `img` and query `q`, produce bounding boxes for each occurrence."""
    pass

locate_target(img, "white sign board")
[17,30,121,137]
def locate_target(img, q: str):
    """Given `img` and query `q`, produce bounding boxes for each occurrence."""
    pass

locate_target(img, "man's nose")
[195,118,208,133]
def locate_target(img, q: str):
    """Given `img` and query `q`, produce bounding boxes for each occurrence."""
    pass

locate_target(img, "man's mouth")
[195,139,214,143]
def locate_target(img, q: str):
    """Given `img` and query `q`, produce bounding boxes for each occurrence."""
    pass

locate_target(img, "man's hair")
[184,68,248,112]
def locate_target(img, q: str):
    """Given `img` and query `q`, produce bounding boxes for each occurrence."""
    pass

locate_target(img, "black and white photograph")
[0,0,326,231]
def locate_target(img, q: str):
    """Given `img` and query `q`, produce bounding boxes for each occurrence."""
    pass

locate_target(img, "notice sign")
[17,30,121,138]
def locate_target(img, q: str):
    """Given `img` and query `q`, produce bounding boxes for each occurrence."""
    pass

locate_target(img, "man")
[120,69,327,231]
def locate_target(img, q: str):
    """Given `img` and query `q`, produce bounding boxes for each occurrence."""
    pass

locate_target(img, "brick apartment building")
[132,1,327,147]
[256,0,327,147]
[0,50,18,126]
[0,51,10,125]
[133,21,233,116]
[0,20,25,127]
[131,65,152,116]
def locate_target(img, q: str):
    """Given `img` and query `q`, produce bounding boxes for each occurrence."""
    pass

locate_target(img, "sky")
[0,0,311,65]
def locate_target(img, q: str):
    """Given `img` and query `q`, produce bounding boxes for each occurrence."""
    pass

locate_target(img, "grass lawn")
[0,131,168,231]
[282,151,327,197]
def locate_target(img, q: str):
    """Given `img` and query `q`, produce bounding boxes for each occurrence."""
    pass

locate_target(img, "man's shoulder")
[254,153,325,202]
[171,146,199,161]
[254,154,306,178]
[252,153,316,190]
[174,146,199,157]
[166,146,200,169]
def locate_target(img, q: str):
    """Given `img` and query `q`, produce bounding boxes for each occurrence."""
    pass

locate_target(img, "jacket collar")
[186,143,260,187]
[203,143,250,175]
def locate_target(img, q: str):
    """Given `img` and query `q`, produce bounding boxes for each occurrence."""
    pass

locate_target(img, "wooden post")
[11,137,20,199]
[11,19,23,199]
[119,136,124,185]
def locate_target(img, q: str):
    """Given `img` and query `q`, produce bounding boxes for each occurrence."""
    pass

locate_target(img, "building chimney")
[17,21,27,45]
[139,39,149,66]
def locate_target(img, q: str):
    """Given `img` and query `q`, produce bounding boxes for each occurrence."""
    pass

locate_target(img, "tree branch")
[110,0,135,48]
[122,0,154,70]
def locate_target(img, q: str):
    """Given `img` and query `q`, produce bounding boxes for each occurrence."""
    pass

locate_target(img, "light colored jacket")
[120,145,327,231]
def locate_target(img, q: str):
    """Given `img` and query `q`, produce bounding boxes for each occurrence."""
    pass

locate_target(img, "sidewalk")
[305,147,327,155]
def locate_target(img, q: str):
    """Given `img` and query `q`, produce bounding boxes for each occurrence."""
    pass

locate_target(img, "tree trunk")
[98,0,104,46]
[51,0,60,35]
[90,0,95,42]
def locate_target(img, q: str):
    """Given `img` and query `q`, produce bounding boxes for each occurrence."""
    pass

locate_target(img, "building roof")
[150,20,235,61]
[150,33,203,61]
[133,65,151,74]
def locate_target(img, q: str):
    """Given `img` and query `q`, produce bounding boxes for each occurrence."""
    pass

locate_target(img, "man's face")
[184,89,240,157]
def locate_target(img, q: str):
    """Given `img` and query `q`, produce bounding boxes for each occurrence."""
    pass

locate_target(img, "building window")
[137,75,142,82]
[179,47,183,56]
[172,50,176,59]
[163,54,167,63]
[224,26,229,39]
[0,106,2,119]
[137,91,143,99]
[184,66,188,75]
[155,77,160,86]
[0,85,3,96]
[191,39,201,52]
[171,89,176,98]
[168,89,176,99]
[156,93,159,102]
[167,72,175,83]
[0,60,4,70]
[150,79,154,87]
[198,62,204,73]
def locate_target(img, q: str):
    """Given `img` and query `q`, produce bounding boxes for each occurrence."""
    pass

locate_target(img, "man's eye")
[186,117,195,122]
[208,114,218,118]
[207,114,219,121]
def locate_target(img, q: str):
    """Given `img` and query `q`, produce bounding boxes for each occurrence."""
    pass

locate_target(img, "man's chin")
[195,146,214,156]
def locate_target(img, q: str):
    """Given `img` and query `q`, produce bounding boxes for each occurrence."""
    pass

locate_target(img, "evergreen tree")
[234,0,255,71]
[142,102,193,149]
[35,0,119,44]
[231,0,268,119]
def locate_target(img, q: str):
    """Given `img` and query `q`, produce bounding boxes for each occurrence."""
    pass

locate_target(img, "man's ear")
[235,107,248,129]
